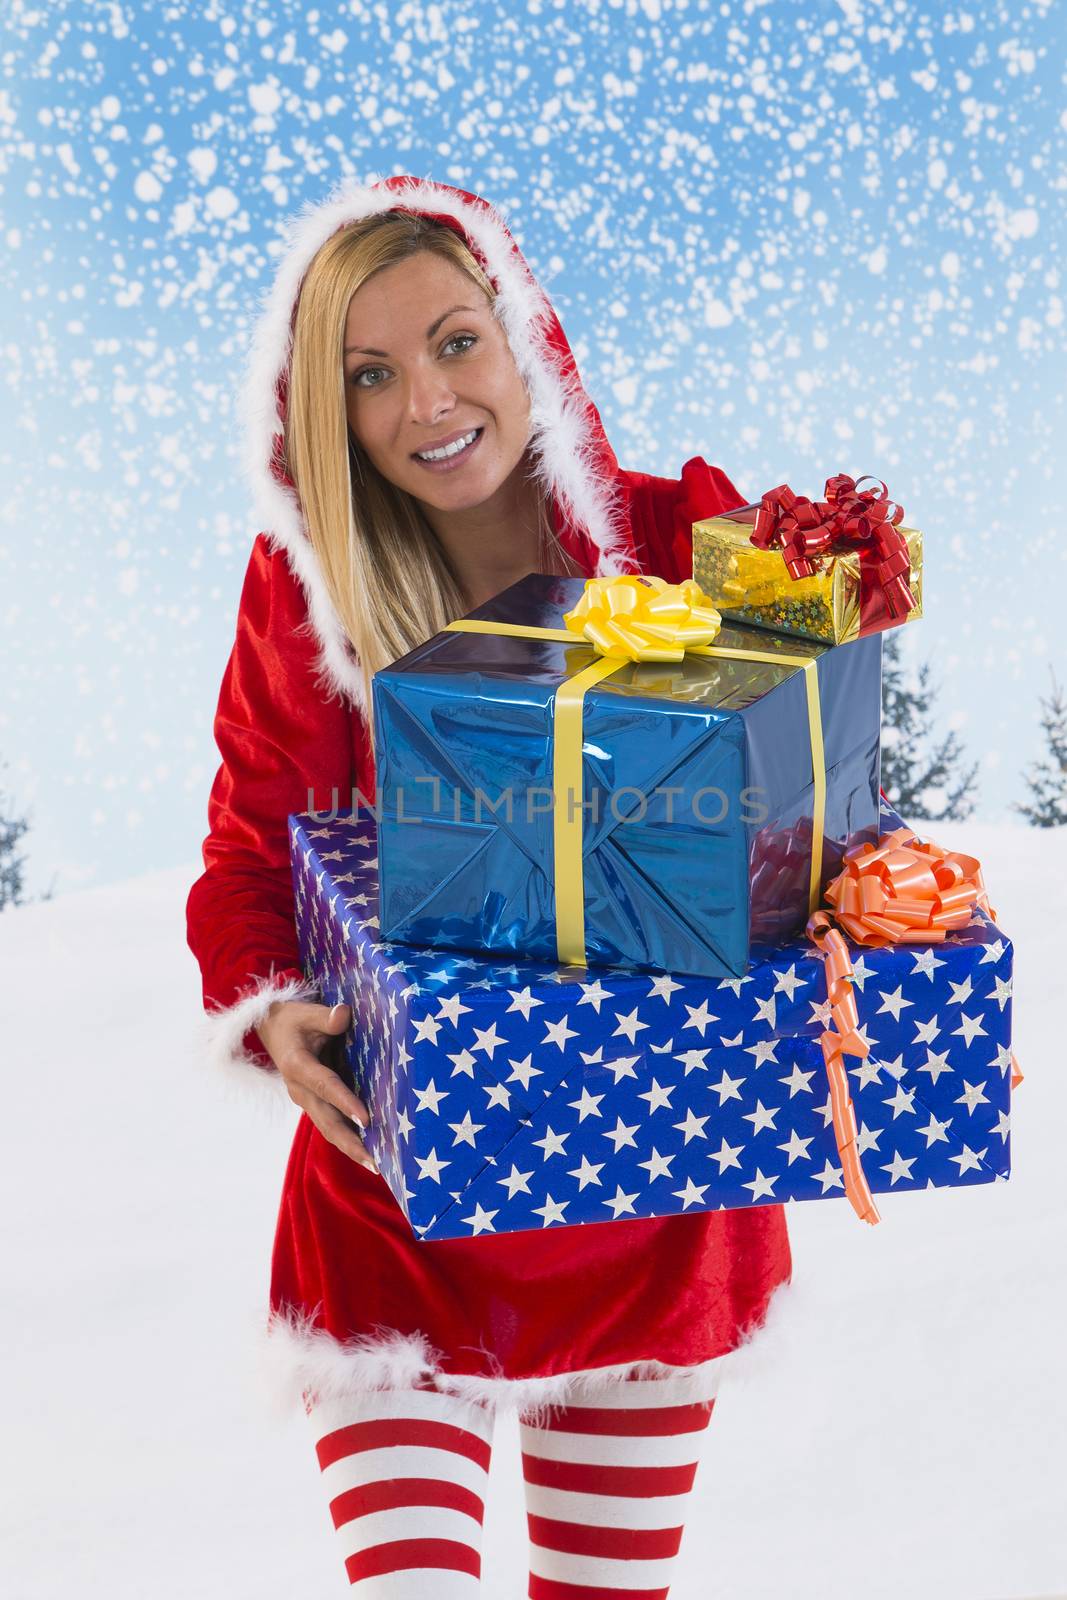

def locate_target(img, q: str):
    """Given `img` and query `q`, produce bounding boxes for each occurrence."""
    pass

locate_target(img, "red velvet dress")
[185,177,792,1410]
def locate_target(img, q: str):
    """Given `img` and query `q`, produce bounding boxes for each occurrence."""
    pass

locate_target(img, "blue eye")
[350,333,478,389]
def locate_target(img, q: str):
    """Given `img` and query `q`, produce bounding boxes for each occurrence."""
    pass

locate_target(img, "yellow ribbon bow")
[446,574,828,964]
[562,575,724,661]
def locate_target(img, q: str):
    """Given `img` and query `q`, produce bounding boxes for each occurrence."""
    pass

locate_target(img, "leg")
[306,1379,495,1596]
[519,1363,725,1599]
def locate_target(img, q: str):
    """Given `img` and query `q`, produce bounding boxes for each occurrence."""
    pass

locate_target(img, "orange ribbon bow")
[804,825,1023,1227]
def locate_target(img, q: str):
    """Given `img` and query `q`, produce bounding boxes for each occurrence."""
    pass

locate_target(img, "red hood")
[239,174,642,708]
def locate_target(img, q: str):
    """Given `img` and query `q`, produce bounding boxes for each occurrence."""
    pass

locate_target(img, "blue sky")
[0,0,1063,898]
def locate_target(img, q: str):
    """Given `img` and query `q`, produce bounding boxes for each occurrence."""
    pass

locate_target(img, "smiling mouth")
[412,427,484,464]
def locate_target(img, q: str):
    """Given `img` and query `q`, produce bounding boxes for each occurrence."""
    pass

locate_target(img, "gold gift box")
[692,503,923,646]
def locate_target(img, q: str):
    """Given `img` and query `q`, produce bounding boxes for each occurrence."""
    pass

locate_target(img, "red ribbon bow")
[750,472,917,625]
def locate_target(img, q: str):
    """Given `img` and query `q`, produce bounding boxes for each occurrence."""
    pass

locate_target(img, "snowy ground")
[2,819,1064,1599]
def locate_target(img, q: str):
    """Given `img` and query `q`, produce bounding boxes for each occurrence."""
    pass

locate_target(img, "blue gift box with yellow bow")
[372,573,883,980]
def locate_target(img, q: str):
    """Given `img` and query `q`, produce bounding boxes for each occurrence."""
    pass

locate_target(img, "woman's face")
[342,251,532,512]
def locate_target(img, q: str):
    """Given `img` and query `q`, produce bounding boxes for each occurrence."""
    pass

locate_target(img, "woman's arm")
[185,533,361,1088]
[625,455,891,806]
[623,454,748,584]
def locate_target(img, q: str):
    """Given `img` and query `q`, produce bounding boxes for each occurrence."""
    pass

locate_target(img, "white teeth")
[416,429,479,462]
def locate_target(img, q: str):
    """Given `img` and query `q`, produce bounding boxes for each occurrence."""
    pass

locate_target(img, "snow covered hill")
[1,820,1063,1599]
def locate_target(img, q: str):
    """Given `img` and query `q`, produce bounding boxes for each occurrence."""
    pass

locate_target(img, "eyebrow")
[344,304,480,359]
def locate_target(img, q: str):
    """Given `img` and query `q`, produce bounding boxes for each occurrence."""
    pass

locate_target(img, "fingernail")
[328,1003,344,1025]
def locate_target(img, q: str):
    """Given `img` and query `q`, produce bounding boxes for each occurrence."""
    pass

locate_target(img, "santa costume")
[185,174,793,1422]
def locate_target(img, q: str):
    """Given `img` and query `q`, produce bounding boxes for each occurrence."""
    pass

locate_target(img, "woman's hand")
[257,998,378,1173]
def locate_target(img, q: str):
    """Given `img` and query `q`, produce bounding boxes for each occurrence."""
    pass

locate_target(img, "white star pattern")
[849,1056,885,1090]
[881,1150,918,1185]
[533,1194,570,1227]
[568,1154,605,1189]
[773,964,808,1001]
[710,1137,744,1172]
[988,975,1012,1010]
[674,1176,710,1208]
[507,986,542,1020]
[847,955,876,992]
[499,1164,534,1198]
[638,1148,676,1182]
[542,1015,579,1051]
[883,1083,917,1119]
[461,1203,498,1235]
[955,1080,991,1115]
[604,1185,640,1218]
[577,979,612,1011]
[742,1100,779,1135]
[777,1129,814,1165]
[673,1109,710,1144]
[910,950,948,981]
[637,1078,675,1113]
[567,1086,605,1122]
[742,1169,778,1201]
[856,1122,882,1155]
[913,1014,942,1045]
[917,1112,951,1147]
[876,986,912,1020]
[953,1011,988,1046]
[709,1068,745,1104]
[682,1000,718,1037]
[437,994,473,1025]
[290,805,1015,1238]
[533,1126,569,1160]
[779,1061,817,1097]
[448,1111,485,1148]
[916,1048,954,1084]
[648,974,684,1003]
[949,1145,990,1175]
[812,1158,845,1193]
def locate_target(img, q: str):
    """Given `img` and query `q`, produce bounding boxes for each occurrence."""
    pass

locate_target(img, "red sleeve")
[624,455,748,585]
[185,534,358,1079]
[627,459,892,809]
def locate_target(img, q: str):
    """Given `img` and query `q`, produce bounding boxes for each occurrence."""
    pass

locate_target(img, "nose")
[407,362,455,425]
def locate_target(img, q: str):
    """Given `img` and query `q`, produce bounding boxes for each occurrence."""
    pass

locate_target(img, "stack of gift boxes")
[290,474,1019,1240]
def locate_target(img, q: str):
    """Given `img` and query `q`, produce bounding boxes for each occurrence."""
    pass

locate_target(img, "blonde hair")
[283,210,578,724]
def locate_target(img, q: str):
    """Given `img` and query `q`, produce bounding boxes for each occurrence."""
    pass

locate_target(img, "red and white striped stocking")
[519,1365,724,1600]
[308,1383,495,1596]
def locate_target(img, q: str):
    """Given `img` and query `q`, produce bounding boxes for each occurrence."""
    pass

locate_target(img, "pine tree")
[0,763,30,910]
[1012,666,1067,827]
[0,758,54,908]
[880,629,979,822]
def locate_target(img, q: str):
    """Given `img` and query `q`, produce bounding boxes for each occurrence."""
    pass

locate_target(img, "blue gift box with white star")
[371,572,883,979]
[289,798,1014,1240]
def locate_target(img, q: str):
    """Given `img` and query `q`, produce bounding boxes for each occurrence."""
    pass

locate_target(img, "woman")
[186,174,792,1597]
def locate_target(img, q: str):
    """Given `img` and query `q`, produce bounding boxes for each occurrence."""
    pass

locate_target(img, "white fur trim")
[198,972,321,1099]
[239,173,636,717]
[261,1304,736,1428]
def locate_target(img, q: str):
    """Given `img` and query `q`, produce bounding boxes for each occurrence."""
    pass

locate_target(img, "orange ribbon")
[804,825,1023,1227]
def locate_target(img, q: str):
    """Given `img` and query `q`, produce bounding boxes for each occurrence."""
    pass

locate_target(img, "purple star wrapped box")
[288,797,1015,1241]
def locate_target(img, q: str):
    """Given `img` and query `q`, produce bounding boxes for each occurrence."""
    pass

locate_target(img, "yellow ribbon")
[561,574,725,660]
[446,576,827,967]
